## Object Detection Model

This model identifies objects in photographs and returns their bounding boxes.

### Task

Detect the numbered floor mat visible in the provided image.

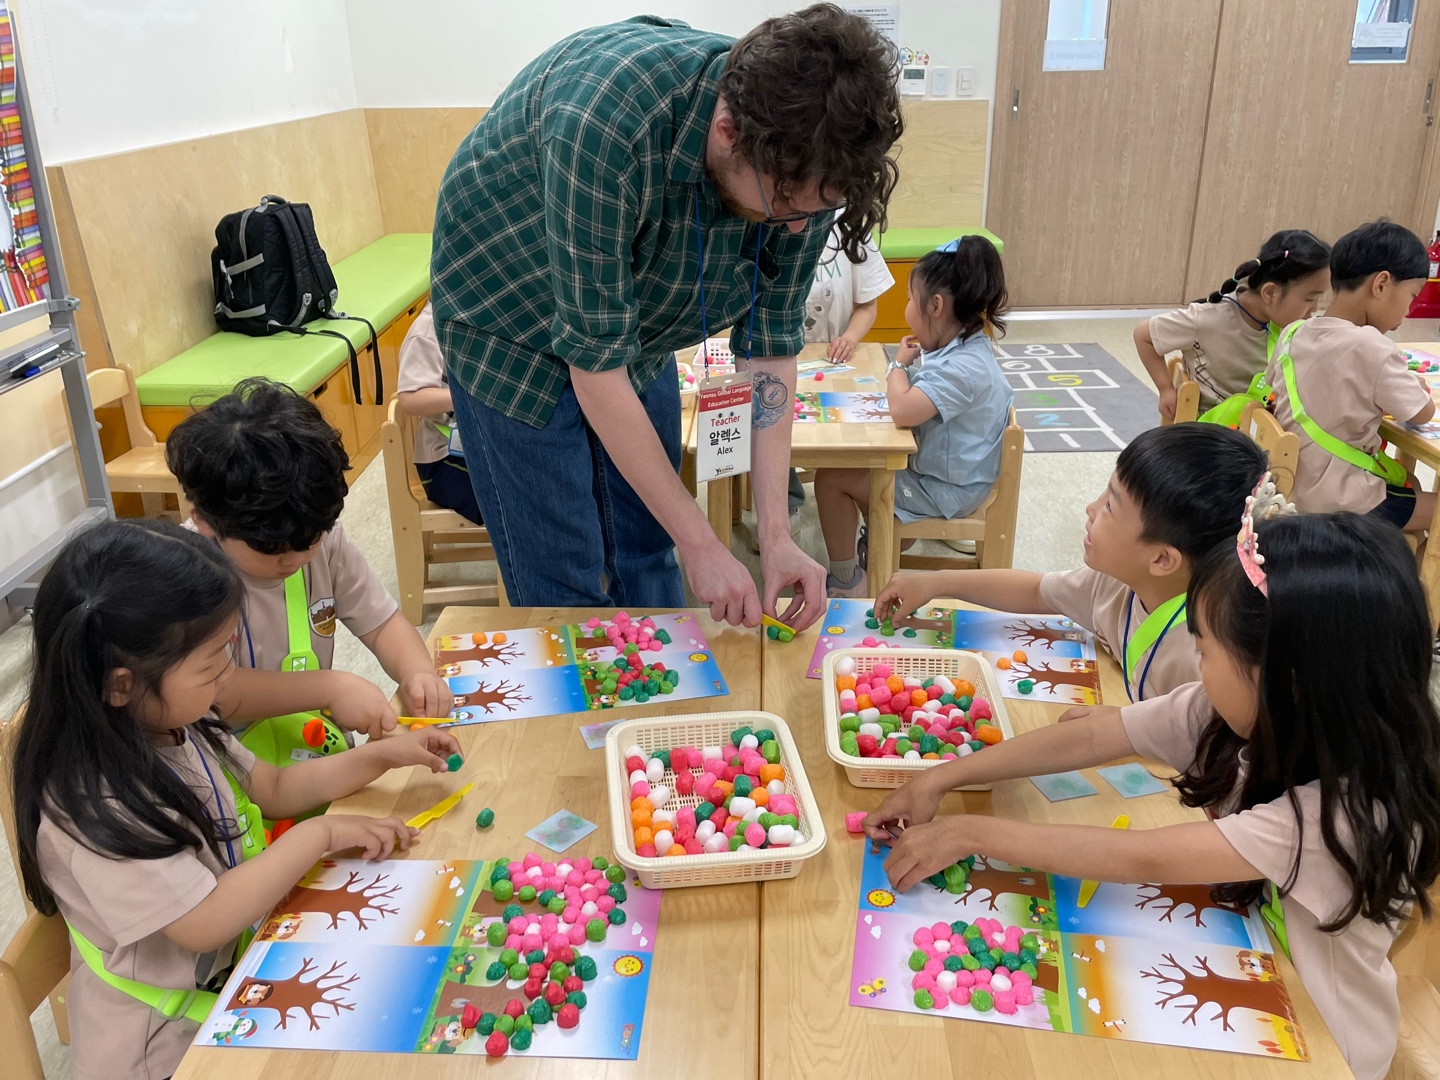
[886,342,1159,452]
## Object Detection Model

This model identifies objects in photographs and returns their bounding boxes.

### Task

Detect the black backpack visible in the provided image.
[211,195,382,403]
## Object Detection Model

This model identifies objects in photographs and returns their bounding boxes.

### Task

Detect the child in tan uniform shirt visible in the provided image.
[866,509,1440,1080]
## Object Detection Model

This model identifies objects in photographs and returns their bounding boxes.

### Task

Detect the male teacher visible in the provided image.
[431,4,902,630]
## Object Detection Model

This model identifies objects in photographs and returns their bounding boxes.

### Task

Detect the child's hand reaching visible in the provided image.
[1057,704,1122,725]
[322,815,420,861]
[324,671,398,739]
[879,815,977,892]
[873,571,941,625]
[862,773,947,842]
[399,670,454,718]
[894,336,922,367]
[367,727,463,774]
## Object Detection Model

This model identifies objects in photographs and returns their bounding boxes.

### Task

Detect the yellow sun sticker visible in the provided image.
[866,889,895,908]
[688,652,710,663]
[613,955,644,977]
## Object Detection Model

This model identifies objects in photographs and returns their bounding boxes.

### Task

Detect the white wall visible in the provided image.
[17,0,359,164]
[344,1,1001,108]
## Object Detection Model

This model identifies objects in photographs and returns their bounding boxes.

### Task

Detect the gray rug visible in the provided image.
[885,342,1158,452]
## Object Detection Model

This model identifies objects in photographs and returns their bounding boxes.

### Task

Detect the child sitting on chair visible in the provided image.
[875,424,1267,701]
[166,378,453,767]
[395,303,482,525]
[815,236,1012,598]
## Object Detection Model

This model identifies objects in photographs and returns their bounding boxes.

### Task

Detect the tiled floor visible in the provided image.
[2,315,1433,1076]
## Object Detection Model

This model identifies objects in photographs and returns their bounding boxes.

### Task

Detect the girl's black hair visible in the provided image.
[1197,228,1330,304]
[1330,219,1430,291]
[1180,513,1440,931]
[910,235,1008,340]
[13,519,248,916]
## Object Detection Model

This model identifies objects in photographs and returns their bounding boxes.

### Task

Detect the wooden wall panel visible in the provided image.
[886,99,988,229]
[56,110,385,377]
[364,107,488,234]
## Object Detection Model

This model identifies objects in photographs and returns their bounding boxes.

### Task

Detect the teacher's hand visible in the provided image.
[681,534,763,627]
[759,535,827,632]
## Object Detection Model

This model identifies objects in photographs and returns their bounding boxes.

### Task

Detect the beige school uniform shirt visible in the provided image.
[181,522,397,671]
[1039,566,1199,700]
[38,729,257,1080]
[1149,295,1269,408]
[1123,684,1402,1080]
[395,303,453,465]
[1265,317,1431,514]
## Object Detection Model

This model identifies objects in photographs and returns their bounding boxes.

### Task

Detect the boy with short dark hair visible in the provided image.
[875,424,1268,701]
[167,378,452,759]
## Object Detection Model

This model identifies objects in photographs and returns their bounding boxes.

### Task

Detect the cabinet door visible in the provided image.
[312,372,359,462]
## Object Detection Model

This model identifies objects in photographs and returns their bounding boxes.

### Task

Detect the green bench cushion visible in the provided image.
[878,227,1004,260]
[136,233,432,407]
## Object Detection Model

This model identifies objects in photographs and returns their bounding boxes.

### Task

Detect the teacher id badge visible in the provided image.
[695,372,753,484]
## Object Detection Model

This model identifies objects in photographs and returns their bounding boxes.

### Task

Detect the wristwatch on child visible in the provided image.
[887,359,906,377]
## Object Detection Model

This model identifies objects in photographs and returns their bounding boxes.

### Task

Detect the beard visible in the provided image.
[707,158,766,224]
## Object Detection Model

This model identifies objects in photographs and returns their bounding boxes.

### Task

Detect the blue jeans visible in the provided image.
[416,456,483,526]
[449,357,684,608]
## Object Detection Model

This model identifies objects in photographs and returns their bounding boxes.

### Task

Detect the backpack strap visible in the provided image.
[279,325,363,402]
[323,312,383,402]
[264,204,318,328]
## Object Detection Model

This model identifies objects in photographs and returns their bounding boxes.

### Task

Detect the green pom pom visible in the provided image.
[607,882,627,903]
[526,949,545,965]
[592,856,609,871]
[864,617,879,630]
[919,734,939,755]
[767,624,780,639]
[908,949,928,972]
[549,961,570,981]
[495,1015,515,1036]
[939,693,955,706]
[730,726,753,748]
[1017,679,1035,694]
[957,695,973,711]
[575,956,598,981]
[760,739,780,764]
[654,750,671,768]
[913,989,934,1009]
[537,889,556,907]
[1021,962,1039,979]
[758,812,779,829]
[895,738,912,755]
[950,920,969,935]
[499,948,519,967]
[656,629,671,644]
[486,922,507,947]
[567,990,587,1009]
[1019,947,1037,965]
[960,954,981,971]
[478,1012,497,1035]
[527,999,552,1026]
[779,814,798,828]
[491,879,513,902]
[618,686,634,700]
[659,681,675,694]
[508,962,528,980]
[1002,951,1022,970]
[485,959,507,980]
[510,1027,532,1051]
[513,1014,533,1033]
[839,715,861,733]
[446,752,464,772]
[729,835,746,850]
[778,629,794,641]
[490,861,510,883]
[605,864,625,883]
[634,691,649,703]
[607,906,627,925]
[943,955,963,972]
[695,801,716,821]
[586,918,607,942]
[971,989,994,1012]
[733,775,752,797]
[517,885,536,903]
[476,807,495,828]
[908,725,926,741]
[547,896,566,915]
[903,628,917,638]
[1020,933,1038,951]
[754,729,776,745]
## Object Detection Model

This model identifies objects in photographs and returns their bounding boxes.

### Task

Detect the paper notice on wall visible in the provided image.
[1352,20,1410,49]
[844,5,900,49]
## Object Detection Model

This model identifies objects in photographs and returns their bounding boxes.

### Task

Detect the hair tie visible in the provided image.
[1236,473,1296,596]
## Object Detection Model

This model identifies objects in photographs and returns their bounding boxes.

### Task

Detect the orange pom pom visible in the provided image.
[996,657,1012,670]
[665,844,688,857]
[492,632,508,645]
[910,688,928,706]
[471,632,488,645]
[976,724,1004,745]
[759,763,786,785]
[885,675,904,694]
[856,694,874,710]
[751,787,770,807]
[634,826,654,847]
[630,796,654,813]
[835,674,856,692]
[1011,650,1027,663]
[954,679,975,698]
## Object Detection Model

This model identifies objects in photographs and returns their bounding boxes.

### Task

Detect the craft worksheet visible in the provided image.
[850,847,1306,1062]
[808,599,1101,705]
[196,857,661,1059]
[433,613,728,736]
[793,390,894,422]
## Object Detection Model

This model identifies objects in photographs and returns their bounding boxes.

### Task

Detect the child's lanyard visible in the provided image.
[1121,593,1187,703]
[693,186,763,378]
[185,731,238,870]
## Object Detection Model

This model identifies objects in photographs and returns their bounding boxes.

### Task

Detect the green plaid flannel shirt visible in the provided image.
[430,17,832,428]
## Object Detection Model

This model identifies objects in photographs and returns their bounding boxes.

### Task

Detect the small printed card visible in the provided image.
[1029,771,1099,802]
[1095,762,1169,799]
[525,809,598,853]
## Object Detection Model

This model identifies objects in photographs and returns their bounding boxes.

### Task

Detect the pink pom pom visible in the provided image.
[923,958,943,977]
[970,697,992,721]
[562,906,579,924]
[540,862,557,877]
[505,933,523,951]
[861,636,879,647]
[872,662,893,680]
[1014,985,1034,1007]
[993,991,1018,1015]
[722,819,738,838]
[744,823,767,847]
[911,972,936,992]
[574,857,593,873]
[596,895,616,913]
[676,807,697,831]
[548,932,569,952]
[586,616,602,628]
[844,811,867,834]
[913,927,934,947]
[710,806,729,826]
[675,771,695,796]
[507,916,528,935]
[684,838,704,854]
[522,931,543,953]
[955,969,975,987]
[579,884,599,903]
[539,913,558,933]
[569,924,587,945]
[1009,970,1032,990]
[637,842,658,858]
[770,794,798,816]
[931,922,952,941]
[522,852,542,869]
[952,986,972,1006]
[930,988,949,1009]
[972,968,991,985]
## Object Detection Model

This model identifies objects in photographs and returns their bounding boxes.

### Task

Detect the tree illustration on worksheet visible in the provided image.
[854,406,892,420]
[225,957,359,1031]
[435,636,523,668]
[1010,659,1099,696]
[1134,883,1250,929]
[951,855,1053,911]
[453,680,532,714]
[1139,952,1295,1032]
[1005,620,1077,651]
[271,870,402,931]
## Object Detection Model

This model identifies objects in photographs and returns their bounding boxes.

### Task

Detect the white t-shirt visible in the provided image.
[802,228,894,344]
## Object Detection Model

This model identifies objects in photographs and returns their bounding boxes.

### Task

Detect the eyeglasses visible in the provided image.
[753,166,834,226]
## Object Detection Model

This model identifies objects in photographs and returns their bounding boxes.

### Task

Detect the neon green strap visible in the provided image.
[67,924,218,1023]
[223,770,267,863]
[280,569,319,673]
[1276,322,1408,486]
[1260,880,1291,961]
[1266,321,1280,363]
[1123,594,1187,693]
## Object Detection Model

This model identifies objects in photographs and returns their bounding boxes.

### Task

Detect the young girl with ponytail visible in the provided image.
[1136,229,1331,421]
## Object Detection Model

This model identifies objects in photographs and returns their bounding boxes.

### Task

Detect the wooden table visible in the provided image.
[686,342,917,583]
[174,607,763,1080]
[757,604,1350,1079]
[1381,341,1440,616]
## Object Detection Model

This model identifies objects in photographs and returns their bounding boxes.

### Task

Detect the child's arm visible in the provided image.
[214,666,398,739]
[827,299,880,363]
[1133,322,1177,422]
[361,610,454,718]
[397,386,454,417]
[162,813,420,953]
[874,569,1053,626]
[881,814,1263,894]
[885,337,939,429]
[863,705,1129,839]
[1409,394,1436,425]
[243,726,461,821]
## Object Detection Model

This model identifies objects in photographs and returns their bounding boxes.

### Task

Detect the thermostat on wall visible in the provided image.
[900,65,928,96]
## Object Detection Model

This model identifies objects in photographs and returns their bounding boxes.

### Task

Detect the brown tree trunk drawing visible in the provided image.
[1004,621,1078,650]
[225,957,359,1031]
[274,871,401,931]
[436,640,523,668]
[1139,953,1295,1032]
[454,680,532,714]
[433,976,513,1017]
[1010,659,1100,696]
[952,855,1052,911]
[1033,951,1060,995]
[1134,883,1250,929]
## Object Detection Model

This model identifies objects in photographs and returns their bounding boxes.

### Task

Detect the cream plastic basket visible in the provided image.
[604,710,826,888]
[822,648,1016,788]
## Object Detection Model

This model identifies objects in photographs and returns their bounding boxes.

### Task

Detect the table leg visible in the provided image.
[707,476,734,551]
[1421,491,1440,627]
[867,468,896,585]
[681,448,697,498]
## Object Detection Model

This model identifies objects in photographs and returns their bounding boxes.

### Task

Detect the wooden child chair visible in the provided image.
[381,398,505,623]
[1165,355,1200,425]
[1388,902,1440,1079]
[0,912,69,1080]
[85,364,189,518]
[1240,400,1300,498]
[891,408,1025,574]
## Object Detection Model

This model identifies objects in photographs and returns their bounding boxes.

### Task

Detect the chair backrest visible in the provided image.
[1241,400,1299,498]
[1166,355,1200,425]
[0,707,28,915]
[0,911,68,1080]
[381,397,428,509]
[981,406,1025,566]
[86,363,158,449]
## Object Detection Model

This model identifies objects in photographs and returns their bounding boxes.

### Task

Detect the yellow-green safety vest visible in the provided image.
[1196,322,1282,427]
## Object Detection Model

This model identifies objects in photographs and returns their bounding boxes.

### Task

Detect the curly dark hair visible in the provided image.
[719,3,903,262]
[166,377,350,553]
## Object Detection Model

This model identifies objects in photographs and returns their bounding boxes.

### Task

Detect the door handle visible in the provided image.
[1011,87,1020,120]
[1426,79,1435,126]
